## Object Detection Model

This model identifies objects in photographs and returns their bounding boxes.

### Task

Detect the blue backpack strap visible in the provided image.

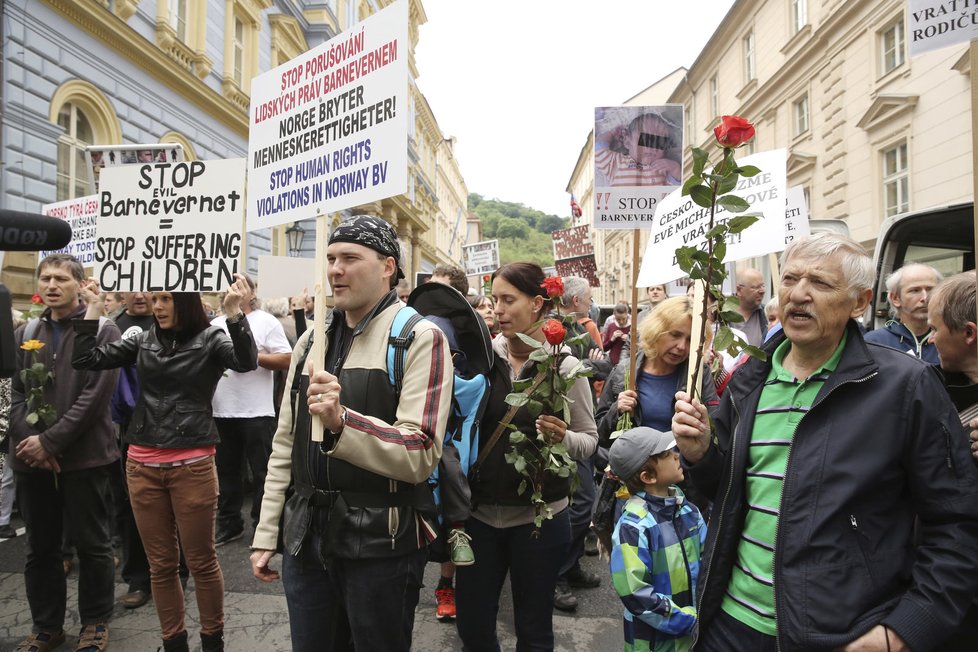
[387,306,424,396]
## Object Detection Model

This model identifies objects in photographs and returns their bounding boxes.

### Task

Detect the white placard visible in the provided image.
[257,255,325,299]
[636,149,788,287]
[94,159,246,292]
[908,0,978,57]
[784,185,810,246]
[592,105,685,230]
[247,0,408,230]
[41,195,100,265]
[462,239,500,276]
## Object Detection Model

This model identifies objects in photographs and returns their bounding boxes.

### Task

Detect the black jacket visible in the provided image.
[72,318,257,448]
[687,320,978,651]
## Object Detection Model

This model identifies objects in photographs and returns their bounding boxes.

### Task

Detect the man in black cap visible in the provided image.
[249,215,453,652]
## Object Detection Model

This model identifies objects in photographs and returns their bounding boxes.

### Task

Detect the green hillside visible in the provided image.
[469,193,568,267]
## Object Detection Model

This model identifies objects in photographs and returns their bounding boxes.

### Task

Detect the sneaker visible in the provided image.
[435,585,457,621]
[15,630,65,652]
[75,623,109,651]
[447,528,475,566]
[566,568,602,589]
[553,584,578,612]
[0,523,17,539]
[214,527,243,547]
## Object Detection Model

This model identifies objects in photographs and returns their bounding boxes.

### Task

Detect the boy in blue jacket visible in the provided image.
[609,427,707,652]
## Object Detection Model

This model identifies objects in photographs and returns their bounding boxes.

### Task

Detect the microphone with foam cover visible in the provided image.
[0,209,73,251]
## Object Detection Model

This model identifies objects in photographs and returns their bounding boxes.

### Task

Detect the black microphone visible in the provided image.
[0,209,73,251]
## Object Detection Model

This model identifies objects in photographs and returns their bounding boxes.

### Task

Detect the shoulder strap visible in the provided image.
[23,318,40,342]
[472,368,548,472]
[289,332,316,430]
[387,306,424,396]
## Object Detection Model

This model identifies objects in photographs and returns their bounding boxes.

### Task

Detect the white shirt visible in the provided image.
[211,309,291,418]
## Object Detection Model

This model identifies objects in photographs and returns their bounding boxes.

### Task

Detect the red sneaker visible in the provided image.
[435,586,456,621]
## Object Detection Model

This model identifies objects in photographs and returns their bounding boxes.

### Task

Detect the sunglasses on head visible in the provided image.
[637,133,674,150]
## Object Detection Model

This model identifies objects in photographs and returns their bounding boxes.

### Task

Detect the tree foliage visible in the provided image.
[469,194,568,268]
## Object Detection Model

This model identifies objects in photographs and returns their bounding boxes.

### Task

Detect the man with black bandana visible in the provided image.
[249,215,453,652]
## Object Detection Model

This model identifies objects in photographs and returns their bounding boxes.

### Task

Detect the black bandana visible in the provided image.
[328,214,405,280]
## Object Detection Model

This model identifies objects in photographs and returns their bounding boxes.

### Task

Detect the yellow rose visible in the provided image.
[20,339,45,352]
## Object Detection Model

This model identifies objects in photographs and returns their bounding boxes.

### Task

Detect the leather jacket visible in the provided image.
[72,317,257,448]
[687,321,978,651]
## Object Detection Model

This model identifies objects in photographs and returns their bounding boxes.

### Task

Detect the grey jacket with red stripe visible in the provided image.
[253,291,453,559]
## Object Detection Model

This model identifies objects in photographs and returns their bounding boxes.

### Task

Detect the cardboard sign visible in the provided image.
[94,158,246,292]
[784,185,810,246]
[592,105,684,230]
[636,149,788,286]
[247,0,408,230]
[462,239,500,276]
[257,255,324,299]
[552,225,593,260]
[41,195,100,265]
[908,0,978,57]
[555,255,600,287]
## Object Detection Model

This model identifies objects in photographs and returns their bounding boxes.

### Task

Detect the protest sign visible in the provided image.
[551,225,593,260]
[94,158,246,293]
[247,0,408,230]
[462,239,500,276]
[257,255,323,299]
[636,149,787,287]
[87,144,184,194]
[784,185,810,246]
[41,195,99,265]
[592,105,684,230]
[908,0,978,57]
[555,255,600,287]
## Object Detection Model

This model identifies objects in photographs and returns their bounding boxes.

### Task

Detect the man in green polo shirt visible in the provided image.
[672,233,978,652]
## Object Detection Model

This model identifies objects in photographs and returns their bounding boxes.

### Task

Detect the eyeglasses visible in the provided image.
[637,133,674,150]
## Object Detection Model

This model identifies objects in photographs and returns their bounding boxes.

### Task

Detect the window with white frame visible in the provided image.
[882,141,909,217]
[791,0,807,34]
[744,31,756,83]
[793,93,810,136]
[233,17,245,86]
[56,103,95,201]
[710,76,719,117]
[169,0,187,42]
[880,17,906,75]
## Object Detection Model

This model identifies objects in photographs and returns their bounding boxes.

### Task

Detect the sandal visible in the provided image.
[75,623,109,652]
[15,630,66,652]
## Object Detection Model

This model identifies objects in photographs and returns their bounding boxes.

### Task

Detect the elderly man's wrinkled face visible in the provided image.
[892,266,940,330]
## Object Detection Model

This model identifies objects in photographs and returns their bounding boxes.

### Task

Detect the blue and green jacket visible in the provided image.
[610,487,707,652]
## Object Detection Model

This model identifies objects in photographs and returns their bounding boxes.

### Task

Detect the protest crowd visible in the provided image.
[2,222,978,652]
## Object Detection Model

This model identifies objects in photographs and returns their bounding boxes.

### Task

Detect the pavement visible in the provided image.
[0,514,625,651]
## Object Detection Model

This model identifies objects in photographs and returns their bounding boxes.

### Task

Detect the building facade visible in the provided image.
[570,0,973,304]
[1,0,468,303]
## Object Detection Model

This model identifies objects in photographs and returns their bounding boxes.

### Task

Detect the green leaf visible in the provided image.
[514,456,526,473]
[720,310,744,323]
[515,332,543,349]
[526,399,544,418]
[689,185,714,209]
[691,147,708,176]
[505,393,530,408]
[682,176,704,197]
[727,214,760,234]
[551,394,564,414]
[25,412,38,426]
[557,466,571,478]
[510,431,526,444]
[721,296,741,311]
[512,378,532,391]
[713,326,734,351]
[717,172,740,195]
[528,348,550,362]
[675,246,696,272]
[704,224,727,240]
[743,345,768,361]
[518,479,527,495]
[735,165,761,177]
[716,195,750,213]
[31,362,47,375]
[714,240,727,262]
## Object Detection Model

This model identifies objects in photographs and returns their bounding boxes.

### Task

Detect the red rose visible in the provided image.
[542,319,566,346]
[540,276,564,299]
[713,115,755,148]
[31,294,42,304]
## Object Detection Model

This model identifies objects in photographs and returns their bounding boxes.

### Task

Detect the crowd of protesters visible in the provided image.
[3,228,978,652]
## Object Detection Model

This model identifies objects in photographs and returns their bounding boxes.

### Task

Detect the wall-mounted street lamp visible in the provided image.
[286,222,306,257]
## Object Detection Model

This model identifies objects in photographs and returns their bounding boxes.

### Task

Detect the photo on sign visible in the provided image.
[551,225,593,260]
[87,144,185,194]
[555,255,600,288]
[462,239,500,276]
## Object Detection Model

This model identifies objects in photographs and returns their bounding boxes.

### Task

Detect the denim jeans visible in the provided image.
[696,608,778,652]
[126,456,224,640]
[557,457,596,584]
[282,530,427,652]
[455,509,571,652]
[16,464,116,632]
[214,416,275,532]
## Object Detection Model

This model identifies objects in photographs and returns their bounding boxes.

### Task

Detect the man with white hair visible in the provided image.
[864,262,942,364]
[673,233,978,651]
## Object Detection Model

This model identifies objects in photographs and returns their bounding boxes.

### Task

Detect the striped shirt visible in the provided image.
[720,333,847,635]
[595,148,680,187]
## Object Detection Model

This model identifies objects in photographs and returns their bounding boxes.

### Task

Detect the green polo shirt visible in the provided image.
[720,332,847,636]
